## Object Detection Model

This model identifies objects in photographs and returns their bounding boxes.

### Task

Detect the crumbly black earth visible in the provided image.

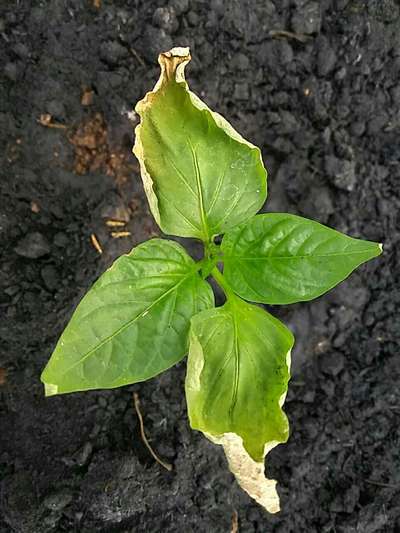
[1,1,399,532]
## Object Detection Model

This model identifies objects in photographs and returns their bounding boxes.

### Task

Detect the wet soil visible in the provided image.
[1,1,399,532]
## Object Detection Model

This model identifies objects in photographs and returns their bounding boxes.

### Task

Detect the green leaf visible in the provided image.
[222,213,382,304]
[133,47,267,241]
[185,296,293,512]
[41,239,214,395]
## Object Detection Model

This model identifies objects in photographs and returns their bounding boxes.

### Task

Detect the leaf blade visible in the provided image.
[222,213,382,304]
[41,239,214,395]
[133,47,267,240]
[185,297,293,512]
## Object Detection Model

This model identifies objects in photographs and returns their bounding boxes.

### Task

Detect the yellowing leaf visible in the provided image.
[185,297,293,512]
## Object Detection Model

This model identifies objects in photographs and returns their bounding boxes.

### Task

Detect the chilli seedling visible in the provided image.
[42,48,381,512]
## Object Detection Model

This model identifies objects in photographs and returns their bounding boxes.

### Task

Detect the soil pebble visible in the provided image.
[317,36,337,76]
[291,1,321,34]
[4,62,17,82]
[152,7,179,34]
[325,156,357,191]
[14,232,51,259]
[40,265,59,291]
[169,0,189,16]
[43,490,73,512]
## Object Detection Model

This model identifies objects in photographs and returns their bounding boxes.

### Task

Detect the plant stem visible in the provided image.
[203,240,221,260]
[211,267,234,299]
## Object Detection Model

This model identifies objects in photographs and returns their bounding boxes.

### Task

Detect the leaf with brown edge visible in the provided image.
[133,47,267,241]
[185,296,293,512]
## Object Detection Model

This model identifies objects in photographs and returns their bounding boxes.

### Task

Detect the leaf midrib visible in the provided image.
[229,308,240,424]
[224,249,377,261]
[188,138,209,241]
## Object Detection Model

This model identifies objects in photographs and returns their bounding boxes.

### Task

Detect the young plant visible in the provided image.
[41,47,382,512]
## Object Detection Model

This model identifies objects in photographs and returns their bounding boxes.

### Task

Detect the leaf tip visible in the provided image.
[43,381,59,397]
[212,432,282,514]
[158,46,191,84]
[132,47,192,232]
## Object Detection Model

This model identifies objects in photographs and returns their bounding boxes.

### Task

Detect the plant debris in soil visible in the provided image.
[1,1,399,532]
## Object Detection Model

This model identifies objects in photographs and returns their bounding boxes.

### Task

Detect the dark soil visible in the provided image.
[1,1,399,531]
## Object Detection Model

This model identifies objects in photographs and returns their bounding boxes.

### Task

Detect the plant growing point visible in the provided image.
[41,47,382,513]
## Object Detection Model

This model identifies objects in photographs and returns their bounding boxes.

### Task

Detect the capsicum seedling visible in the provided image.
[41,47,382,512]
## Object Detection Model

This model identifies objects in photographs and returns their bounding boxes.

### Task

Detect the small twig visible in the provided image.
[37,113,67,129]
[130,47,145,67]
[30,201,40,213]
[0,368,7,385]
[90,233,103,254]
[81,88,94,106]
[111,231,131,238]
[230,510,239,533]
[269,30,312,43]
[365,479,399,490]
[105,219,126,227]
[133,392,172,471]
